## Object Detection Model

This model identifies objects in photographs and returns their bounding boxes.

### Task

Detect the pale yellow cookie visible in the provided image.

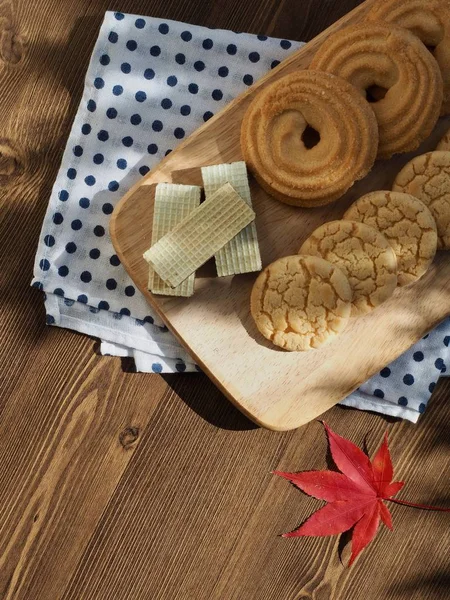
[392,151,450,249]
[250,255,352,351]
[299,220,398,316]
[437,127,450,151]
[343,191,437,286]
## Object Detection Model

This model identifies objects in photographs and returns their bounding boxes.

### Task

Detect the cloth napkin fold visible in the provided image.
[32,10,450,423]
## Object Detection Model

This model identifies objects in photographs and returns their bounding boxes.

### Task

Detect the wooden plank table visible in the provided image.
[0,1,449,598]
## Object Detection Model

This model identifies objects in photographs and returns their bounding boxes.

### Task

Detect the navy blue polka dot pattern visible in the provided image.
[40,258,50,271]
[97,130,109,141]
[94,225,105,237]
[398,396,408,406]
[106,107,117,119]
[429,382,435,393]
[33,12,449,399]
[71,219,82,230]
[152,363,163,373]
[403,374,415,386]
[46,314,55,325]
[80,271,92,283]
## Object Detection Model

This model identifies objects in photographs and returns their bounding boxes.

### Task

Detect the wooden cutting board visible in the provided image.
[110,0,450,431]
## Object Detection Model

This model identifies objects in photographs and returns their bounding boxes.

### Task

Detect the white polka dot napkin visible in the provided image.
[32,10,449,423]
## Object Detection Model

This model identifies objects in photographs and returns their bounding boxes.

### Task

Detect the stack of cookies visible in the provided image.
[246,0,450,351]
[251,127,450,351]
[241,0,448,207]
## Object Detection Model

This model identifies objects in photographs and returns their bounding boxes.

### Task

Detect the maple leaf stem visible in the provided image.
[385,498,450,512]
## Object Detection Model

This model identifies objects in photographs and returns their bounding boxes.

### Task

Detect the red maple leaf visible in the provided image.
[274,423,449,566]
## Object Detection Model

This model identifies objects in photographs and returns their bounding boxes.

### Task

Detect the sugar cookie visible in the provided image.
[299,220,398,316]
[393,151,450,249]
[250,255,352,351]
[344,191,437,286]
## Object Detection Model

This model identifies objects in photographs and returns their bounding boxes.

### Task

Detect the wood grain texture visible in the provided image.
[0,1,449,599]
[110,0,450,430]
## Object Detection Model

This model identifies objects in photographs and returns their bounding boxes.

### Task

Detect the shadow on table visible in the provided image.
[162,373,259,431]
[387,571,450,598]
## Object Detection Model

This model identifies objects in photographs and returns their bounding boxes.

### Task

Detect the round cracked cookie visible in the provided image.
[344,191,437,286]
[309,23,443,159]
[250,255,352,351]
[392,151,450,249]
[298,220,398,316]
[240,70,378,207]
[366,0,450,115]
[437,127,450,151]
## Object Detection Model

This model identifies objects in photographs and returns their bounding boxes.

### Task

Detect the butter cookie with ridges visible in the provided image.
[366,0,450,115]
[240,70,378,207]
[310,23,443,159]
